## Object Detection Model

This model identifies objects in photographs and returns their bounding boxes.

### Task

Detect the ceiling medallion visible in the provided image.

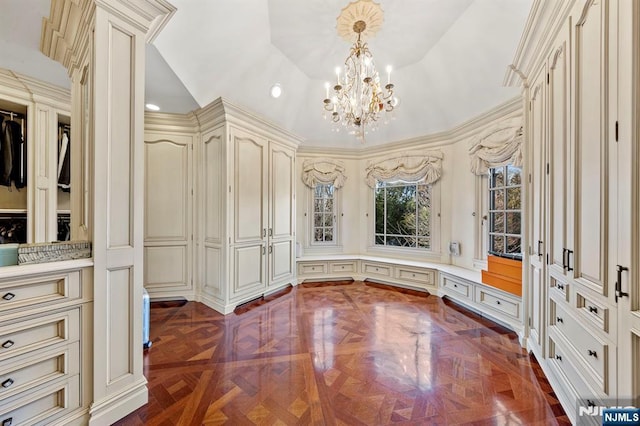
[323,0,397,142]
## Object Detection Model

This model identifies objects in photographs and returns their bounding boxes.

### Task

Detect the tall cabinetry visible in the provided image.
[143,114,196,299]
[196,99,299,314]
[510,0,638,421]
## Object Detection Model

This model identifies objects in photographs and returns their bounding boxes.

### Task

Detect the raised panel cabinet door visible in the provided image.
[269,240,293,286]
[547,26,573,277]
[528,65,547,357]
[230,243,266,299]
[233,129,267,244]
[574,0,608,295]
[144,135,193,295]
[269,144,294,240]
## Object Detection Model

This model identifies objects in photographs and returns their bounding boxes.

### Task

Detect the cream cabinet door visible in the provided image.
[144,134,193,297]
[528,65,547,357]
[547,26,573,279]
[573,0,609,297]
[267,144,295,287]
[230,128,268,299]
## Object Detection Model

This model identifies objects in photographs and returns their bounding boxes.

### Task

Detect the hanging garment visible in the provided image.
[0,118,13,187]
[7,120,26,188]
[58,131,70,191]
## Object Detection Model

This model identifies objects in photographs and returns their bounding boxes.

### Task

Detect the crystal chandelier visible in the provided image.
[322,0,397,142]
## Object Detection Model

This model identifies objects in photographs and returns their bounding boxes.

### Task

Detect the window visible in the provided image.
[488,165,522,258]
[374,181,431,249]
[312,183,335,243]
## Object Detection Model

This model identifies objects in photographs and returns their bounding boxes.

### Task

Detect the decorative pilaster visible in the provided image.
[41,0,175,424]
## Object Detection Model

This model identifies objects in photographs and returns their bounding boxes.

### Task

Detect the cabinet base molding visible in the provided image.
[88,379,148,426]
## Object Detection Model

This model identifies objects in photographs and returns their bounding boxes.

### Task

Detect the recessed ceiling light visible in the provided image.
[270,84,282,99]
[145,103,160,111]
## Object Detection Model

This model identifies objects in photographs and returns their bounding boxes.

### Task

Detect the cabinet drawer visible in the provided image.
[549,275,569,302]
[576,292,608,333]
[329,261,357,274]
[362,262,392,277]
[395,267,435,286]
[551,301,610,394]
[0,374,80,426]
[475,287,520,319]
[0,342,79,401]
[298,262,327,275]
[441,276,471,299]
[0,309,80,362]
[0,271,81,314]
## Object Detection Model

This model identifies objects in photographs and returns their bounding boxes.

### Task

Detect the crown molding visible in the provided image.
[41,0,176,76]
[504,0,577,87]
[0,68,71,109]
[193,97,304,148]
[298,96,523,158]
[144,110,199,133]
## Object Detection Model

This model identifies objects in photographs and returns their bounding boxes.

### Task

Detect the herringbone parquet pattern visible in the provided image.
[114,281,569,425]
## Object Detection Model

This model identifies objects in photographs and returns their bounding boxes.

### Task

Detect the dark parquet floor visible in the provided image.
[114,281,570,426]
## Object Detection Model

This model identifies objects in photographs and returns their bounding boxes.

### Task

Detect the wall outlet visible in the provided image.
[449,241,461,256]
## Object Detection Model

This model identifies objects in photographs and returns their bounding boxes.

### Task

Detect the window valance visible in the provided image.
[301,158,347,189]
[468,116,523,175]
[364,150,443,188]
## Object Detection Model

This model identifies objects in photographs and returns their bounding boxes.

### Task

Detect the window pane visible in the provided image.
[506,236,521,254]
[491,168,504,187]
[491,189,505,210]
[386,186,413,236]
[324,228,333,242]
[325,198,334,213]
[490,212,504,233]
[324,185,334,197]
[374,181,431,250]
[417,184,431,238]
[323,214,333,227]
[506,212,521,235]
[314,214,322,227]
[314,199,322,213]
[314,228,323,242]
[506,187,521,210]
[314,185,323,198]
[507,166,522,186]
[490,235,505,253]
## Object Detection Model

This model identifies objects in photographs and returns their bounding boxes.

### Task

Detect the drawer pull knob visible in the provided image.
[588,350,597,358]
[556,317,563,324]
[454,284,458,288]
[588,306,598,314]
[2,417,13,426]
[555,354,562,361]
[557,283,565,291]
[376,268,379,271]
[495,300,501,305]
[1,340,14,349]
[1,379,13,388]
[1,293,14,301]
[412,273,416,277]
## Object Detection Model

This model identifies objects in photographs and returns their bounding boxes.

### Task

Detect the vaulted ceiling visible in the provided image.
[1,0,532,147]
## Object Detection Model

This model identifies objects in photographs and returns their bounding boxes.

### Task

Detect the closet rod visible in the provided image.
[0,109,24,119]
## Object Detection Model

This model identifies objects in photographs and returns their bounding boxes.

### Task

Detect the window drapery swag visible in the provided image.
[468,116,523,175]
[301,158,347,189]
[364,150,443,188]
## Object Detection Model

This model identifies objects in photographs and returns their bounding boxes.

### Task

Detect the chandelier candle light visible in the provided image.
[322,0,397,142]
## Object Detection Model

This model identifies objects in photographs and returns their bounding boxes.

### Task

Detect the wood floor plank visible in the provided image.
[114,281,568,425]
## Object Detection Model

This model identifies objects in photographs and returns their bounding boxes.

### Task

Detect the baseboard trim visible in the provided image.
[88,379,148,426]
